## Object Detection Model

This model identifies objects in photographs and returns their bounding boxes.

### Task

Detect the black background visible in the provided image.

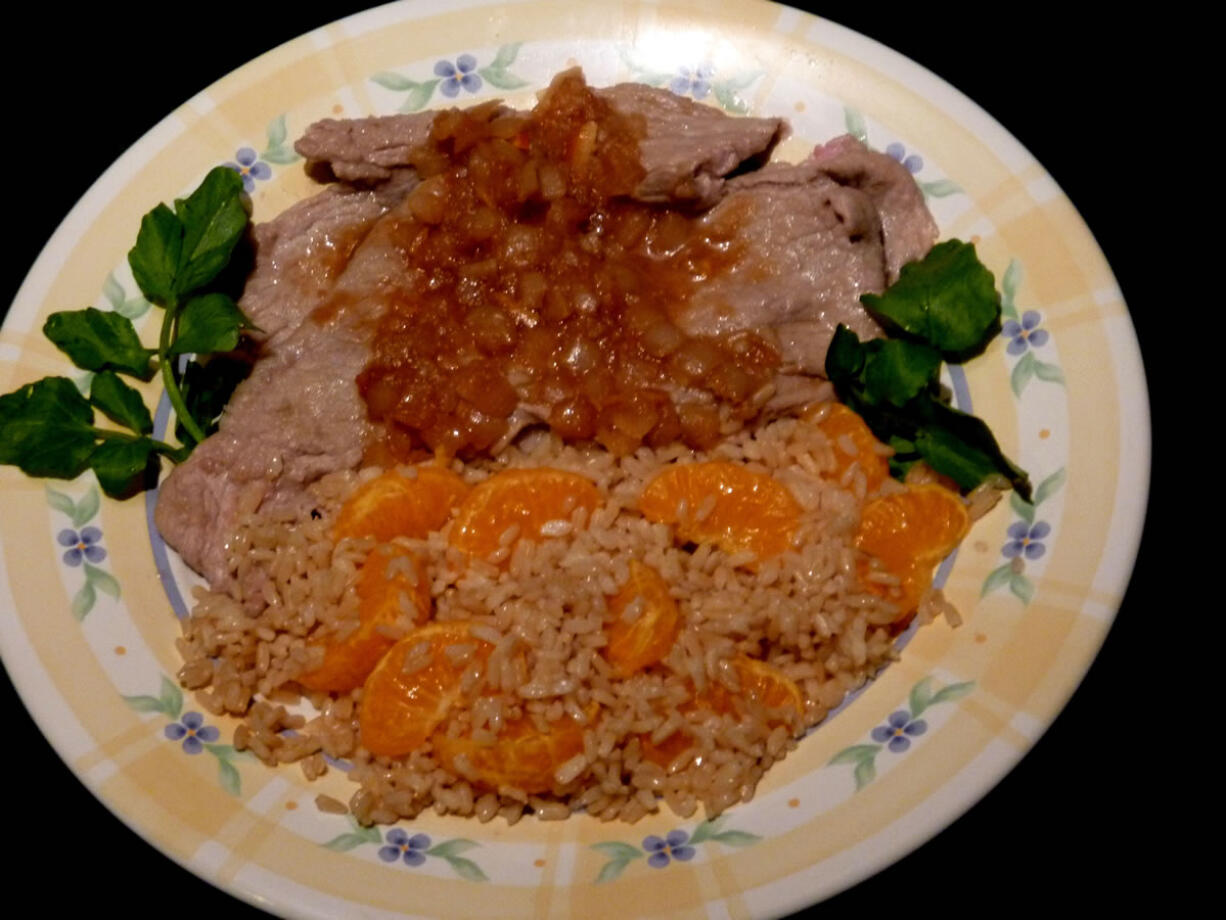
[1,3,1162,916]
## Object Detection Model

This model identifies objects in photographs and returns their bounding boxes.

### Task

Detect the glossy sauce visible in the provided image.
[357,70,780,462]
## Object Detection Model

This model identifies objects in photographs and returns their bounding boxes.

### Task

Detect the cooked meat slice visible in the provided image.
[239,178,414,344]
[153,308,373,587]
[674,140,937,375]
[295,112,436,183]
[676,161,886,375]
[809,134,938,278]
[154,180,420,586]
[594,83,786,206]
[293,82,785,206]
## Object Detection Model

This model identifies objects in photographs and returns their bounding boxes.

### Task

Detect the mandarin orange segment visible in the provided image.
[359,621,493,758]
[604,560,681,677]
[432,711,589,793]
[299,544,432,693]
[333,466,469,543]
[806,403,890,493]
[854,483,970,615]
[727,657,805,715]
[448,467,601,560]
[639,656,803,768]
[637,461,801,562]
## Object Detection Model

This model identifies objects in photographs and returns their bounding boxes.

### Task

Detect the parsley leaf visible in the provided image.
[89,370,153,435]
[89,438,161,499]
[827,325,1031,500]
[169,292,254,356]
[0,377,98,478]
[43,308,154,380]
[172,167,248,297]
[860,239,1000,360]
[128,203,183,304]
[1,167,252,497]
[175,353,253,448]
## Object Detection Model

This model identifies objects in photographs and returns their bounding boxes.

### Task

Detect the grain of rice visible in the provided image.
[315,793,347,814]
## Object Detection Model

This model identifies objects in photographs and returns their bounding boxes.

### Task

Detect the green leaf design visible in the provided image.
[1009,572,1035,604]
[103,274,151,320]
[322,817,381,851]
[122,676,182,716]
[1010,350,1036,397]
[45,486,76,517]
[113,296,151,320]
[712,84,749,114]
[853,757,876,789]
[71,581,96,621]
[928,682,974,706]
[262,148,299,165]
[1033,360,1065,385]
[160,675,183,717]
[844,107,869,145]
[1010,490,1035,523]
[616,46,672,85]
[399,79,441,113]
[371,71,416,90]
[908,676,935,717]
[1001,259,1023,319]
[980,563,1013,597]
[266,113,288,148]
[488,42,523,70]
[103,273,125,309]
[919,179,962,198]
[709,830,760,847]
[1033,468,1066,506]
[72,486,100,527]
[84,563,120,599]
[122,694,167,713]
[480,67,529,90]
[442,855,488,882]
[322,832,375,852]
[591,841,643,860]
[212,749,241,796]
[719,70,763,92]
[828,744,880,765]
[595,858,635,884]
[688,815,726,845]
[427,838,479,859]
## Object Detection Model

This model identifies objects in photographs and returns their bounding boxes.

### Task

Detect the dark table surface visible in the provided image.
[1,3,1164,916]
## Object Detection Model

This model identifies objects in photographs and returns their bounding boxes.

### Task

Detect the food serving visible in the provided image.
[0,69,1026,826]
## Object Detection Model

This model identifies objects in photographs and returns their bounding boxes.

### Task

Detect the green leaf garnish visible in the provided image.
[89,370,153,434]
[827,325,1031,501]
[862,339,942,408]
[89,437,161,499]
[175,353,253,447]
[860,239,1000,360]
[128,203,183,304]
[169,293,253,356]
[43,308,154,379]
[2,167,252,494]
[0,377,98,478]
[172,167,248,297]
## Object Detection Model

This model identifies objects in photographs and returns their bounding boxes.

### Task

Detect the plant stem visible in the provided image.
[157,297,206,445]
[91,427,186,458]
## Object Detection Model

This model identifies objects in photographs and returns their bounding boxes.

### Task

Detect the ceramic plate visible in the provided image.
[0,2,1147,917]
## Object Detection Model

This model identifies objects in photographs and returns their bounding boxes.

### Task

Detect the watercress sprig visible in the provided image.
[826,239,1032,500]
[0,167,252,498]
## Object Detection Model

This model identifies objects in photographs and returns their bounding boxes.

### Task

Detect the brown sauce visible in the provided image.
[356,70,780,462]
